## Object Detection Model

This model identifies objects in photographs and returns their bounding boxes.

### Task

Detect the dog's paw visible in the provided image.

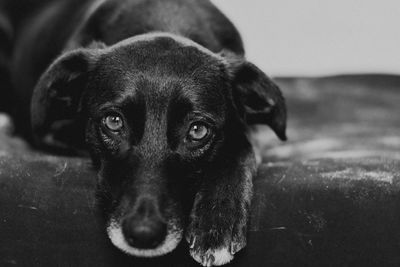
[189,246,233,267]
[186,220,247,266]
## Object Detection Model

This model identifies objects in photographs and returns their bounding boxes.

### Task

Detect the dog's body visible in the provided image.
[2,0,245,141]
[0,0,286,266]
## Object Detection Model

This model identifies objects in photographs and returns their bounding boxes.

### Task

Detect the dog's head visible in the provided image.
[31,33,286,257]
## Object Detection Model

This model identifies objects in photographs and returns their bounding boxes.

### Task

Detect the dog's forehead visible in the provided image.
[89,33,229,113]
[97,33,227,75]
[110,32,224,60]
[90,71,227,118]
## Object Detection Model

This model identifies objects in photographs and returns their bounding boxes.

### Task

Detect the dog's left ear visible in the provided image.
[31,48,101,151]
[224,53,287,141]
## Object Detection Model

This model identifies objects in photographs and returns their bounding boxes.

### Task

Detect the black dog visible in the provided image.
[1,0,286,266]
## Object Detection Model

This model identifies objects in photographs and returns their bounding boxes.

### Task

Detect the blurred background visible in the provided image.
[213,0,400,76]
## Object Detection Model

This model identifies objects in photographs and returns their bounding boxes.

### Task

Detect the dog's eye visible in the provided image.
[187,123,209,141]
[103,114,124,132]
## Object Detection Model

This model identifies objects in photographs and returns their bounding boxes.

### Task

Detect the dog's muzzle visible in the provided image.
[121,198,167,249]
[107,197,183,257]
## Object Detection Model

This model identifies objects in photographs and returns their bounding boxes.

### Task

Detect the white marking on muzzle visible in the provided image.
[107,218,183,257]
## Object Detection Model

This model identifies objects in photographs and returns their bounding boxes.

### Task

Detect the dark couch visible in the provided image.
[1,74,399,266]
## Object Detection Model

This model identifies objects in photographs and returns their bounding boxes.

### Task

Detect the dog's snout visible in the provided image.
[122,199,167,249]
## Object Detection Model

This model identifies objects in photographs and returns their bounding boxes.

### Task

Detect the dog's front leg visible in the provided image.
[186,148,256,266]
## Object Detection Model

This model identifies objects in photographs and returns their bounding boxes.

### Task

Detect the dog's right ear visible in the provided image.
[31,48,99,150]
[221,51,287,141]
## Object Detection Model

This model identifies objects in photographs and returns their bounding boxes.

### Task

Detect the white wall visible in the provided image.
[212,0,400,76]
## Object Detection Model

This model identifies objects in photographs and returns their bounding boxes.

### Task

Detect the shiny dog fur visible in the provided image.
[0,0,286,266]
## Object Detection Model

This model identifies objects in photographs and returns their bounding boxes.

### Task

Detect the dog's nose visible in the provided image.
[122,199,167,249]
[122,217,167,249]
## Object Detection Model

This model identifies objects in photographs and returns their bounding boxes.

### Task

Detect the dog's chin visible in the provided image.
[107,218,183,257]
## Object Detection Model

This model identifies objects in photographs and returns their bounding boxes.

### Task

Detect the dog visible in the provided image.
[0,0,287,266]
